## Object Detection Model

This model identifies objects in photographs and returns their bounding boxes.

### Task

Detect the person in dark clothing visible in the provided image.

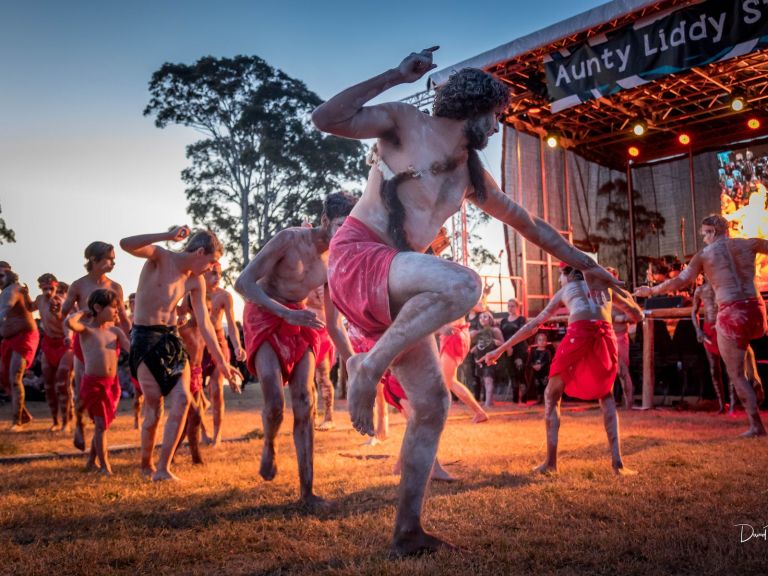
[527,332,553,404]
[499,298,528,403]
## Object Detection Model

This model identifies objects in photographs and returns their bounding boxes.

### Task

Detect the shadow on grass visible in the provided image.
[4,468,536,544]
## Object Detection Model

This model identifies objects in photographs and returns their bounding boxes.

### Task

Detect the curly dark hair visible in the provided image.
[323,191,357,221]
[87,288,119,315]
[433,69,509,204]
[561,265,585,281]
[701,214,728,235]
[432,68,510,120]
[37,273,58,286]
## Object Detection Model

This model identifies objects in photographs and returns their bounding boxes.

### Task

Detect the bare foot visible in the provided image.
[8,424,25,433]
[49,423,62,433]
[740,427,767,438]
[99,467,113,477]
[152,469,180,482]
[299,494,336,514]
[20,408,33,425]
[259,443,278,481]
[201,433,213,446]
[140,465,156,479]
[84,460,97,473]
[362,436,384,447]
[391,529,457,557]
[532,462,557,475]
[346,354,378,436]
[73,424,85,452]
[472,411,489,424]
[431,467,457,482]
[315,420,335,431]
[613,466,638,476]
[210,435,222,448]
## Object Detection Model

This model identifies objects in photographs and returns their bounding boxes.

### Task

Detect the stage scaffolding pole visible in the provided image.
[626,161,638,289]
[689,148,699,253]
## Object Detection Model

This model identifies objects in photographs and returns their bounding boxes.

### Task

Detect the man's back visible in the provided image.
[699,238,763,305]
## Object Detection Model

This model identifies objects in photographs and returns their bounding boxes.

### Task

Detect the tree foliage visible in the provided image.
[144,55,367,278]
[0,203,15,245]
[577,177,665,280]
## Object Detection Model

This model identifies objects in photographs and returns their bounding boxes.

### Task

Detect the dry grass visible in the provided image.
[1,389,767,576]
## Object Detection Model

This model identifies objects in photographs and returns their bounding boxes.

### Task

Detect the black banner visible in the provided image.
[545,0,768,112]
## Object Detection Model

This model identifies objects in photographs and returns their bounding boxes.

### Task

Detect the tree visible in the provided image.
[144,56,367,278]
[580,177,665,281]
[0,203,15,245]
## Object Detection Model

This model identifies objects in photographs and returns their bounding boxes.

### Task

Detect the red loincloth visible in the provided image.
[614,330,630,367]
[189,365,203,395]
[73,332,84,363]
[716,297,767,349]
[316,327,335,366]
[328,216,398,340]
[0,328,40,370]
[80,373,120,429]
[347,323,405,412]
[243,302,320,382]
[40,335,71,368]
[550,319,617,401]
[702,321,720,357]
[203,328,231,378]
[439,323,471,363]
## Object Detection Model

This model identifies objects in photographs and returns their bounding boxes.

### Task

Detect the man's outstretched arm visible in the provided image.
[120,226,190,259]
[311,47,438,139]
[471,173,621,293]
[634,255,702,298]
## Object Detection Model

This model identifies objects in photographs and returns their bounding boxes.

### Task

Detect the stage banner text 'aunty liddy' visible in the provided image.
[545,0,768,112]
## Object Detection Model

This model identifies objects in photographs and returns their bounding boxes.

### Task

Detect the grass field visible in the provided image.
[1,387,767,576]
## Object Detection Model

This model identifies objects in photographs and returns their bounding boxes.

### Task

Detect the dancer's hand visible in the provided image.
[225,367,243,394]
[479,350,502,366]
[695,329,712,345]
[397,46,439,83]
[168,225,191,242]
[284,308,325,330]
[234,346,247,363]
[583,265,624,302]
[633,285,653,298]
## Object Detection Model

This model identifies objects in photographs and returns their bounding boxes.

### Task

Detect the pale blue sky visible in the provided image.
[1,0,604,308]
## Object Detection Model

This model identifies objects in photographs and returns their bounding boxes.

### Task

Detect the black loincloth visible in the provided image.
[129,324,188,396]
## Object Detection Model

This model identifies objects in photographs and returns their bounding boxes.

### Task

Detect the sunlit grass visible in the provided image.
[1,389,766,575]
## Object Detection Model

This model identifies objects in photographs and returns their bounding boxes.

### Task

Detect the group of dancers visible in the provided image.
[1,47,767,556]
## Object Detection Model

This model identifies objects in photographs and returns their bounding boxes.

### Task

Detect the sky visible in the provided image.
[0,0,606,313]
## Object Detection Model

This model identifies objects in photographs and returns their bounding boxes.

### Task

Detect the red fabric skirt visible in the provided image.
[716,297,767,349]
[347,323,405,412]
[328,216,398,340]
[189,365,203,395]
[41,335,71,368]
[203,328,231,378]
[316,327,335,366]
[439,323,470,363]
[80,373,121,429]
[0,328,40,369]
[551,320,617,401]
[244,302,320,382]
[702,321,720,357]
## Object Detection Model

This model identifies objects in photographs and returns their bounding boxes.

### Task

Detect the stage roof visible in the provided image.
[425,0,768,170]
